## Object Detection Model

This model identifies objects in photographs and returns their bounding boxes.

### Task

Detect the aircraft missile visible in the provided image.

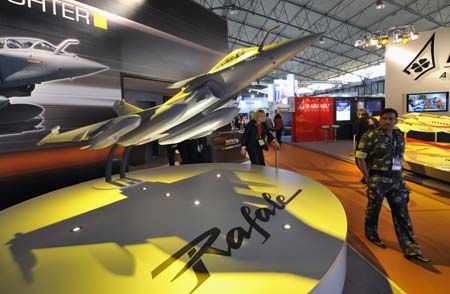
[0,103,43,124]
[117,103,190,147]
[0,103,44,135]
[159,106,239,145]
[0,96,8,109]
[0,117,44,135]
[88,115,142,150]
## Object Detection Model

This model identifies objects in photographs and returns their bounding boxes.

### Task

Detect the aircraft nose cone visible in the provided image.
[265,32,323,63]
[77,58,109,74]
[62,57,109,78]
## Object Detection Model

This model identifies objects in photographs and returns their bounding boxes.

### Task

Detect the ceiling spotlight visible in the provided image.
[369,37,379,46]
[380,36,389,45]
[141,186,148,191]
[216,173,221,178]
[229,5,239,15]
[165,192,171,197]
[194,200,200,206]
[375,0,386,10]
[354,39,366,47]
[392,32,401,44]
[402,37,409,44]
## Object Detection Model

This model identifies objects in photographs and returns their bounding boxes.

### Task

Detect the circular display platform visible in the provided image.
[0,163,347,294]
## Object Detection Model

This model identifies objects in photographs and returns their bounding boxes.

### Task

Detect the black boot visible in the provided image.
[405,254,432,263]
[365,234,387,249]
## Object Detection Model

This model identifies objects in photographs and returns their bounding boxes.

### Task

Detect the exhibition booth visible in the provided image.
[291,96,385,142]
[385,27,450,181]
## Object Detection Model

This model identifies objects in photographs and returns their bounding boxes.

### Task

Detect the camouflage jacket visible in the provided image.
[355,128,405,172]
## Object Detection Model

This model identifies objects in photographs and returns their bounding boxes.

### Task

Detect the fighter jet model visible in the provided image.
[0,37,108,97]
[38,27,322,181]
[0,37,108,135]
[396,113,450,134]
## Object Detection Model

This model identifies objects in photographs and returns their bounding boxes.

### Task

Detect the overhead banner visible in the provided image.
[292,97,334,142]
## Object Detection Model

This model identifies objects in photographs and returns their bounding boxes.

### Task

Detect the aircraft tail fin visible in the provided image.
[113,99,143,116]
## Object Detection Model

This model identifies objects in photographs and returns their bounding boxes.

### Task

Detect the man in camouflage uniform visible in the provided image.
[356,108,431,263]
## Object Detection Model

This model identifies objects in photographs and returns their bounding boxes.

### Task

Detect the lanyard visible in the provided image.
[385,133,400,157]
[256,123,262,138]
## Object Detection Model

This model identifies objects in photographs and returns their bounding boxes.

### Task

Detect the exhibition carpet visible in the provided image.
[264,143,450,294]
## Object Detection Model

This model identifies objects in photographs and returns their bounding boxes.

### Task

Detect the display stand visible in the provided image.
[0,164,347,294]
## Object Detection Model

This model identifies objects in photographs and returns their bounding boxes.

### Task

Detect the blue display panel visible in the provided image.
[336,100,351,121]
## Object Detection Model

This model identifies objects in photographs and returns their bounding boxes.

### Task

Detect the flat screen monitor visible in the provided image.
[336,100,351,121]
[366,100,382,114]
[406,92,449,113]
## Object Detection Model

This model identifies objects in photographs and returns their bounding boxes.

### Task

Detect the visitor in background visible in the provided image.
[166,144,179,166]
[241,109,279,165]
[265,112,274,132]
[353,108,376,183]
[274,112,284,145]
[355,108,431,263]
[239,115,247,130]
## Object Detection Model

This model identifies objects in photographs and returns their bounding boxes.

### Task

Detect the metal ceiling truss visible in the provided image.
[196,0,450,82]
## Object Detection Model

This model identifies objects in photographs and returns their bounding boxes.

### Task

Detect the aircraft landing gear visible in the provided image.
[105,145,135,183]
[120,146,133,179]
[105,144,119,183]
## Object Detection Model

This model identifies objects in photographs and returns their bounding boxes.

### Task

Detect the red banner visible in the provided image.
[292,97,334,142]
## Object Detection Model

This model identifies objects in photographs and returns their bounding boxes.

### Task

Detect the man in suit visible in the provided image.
[240,109,279,165]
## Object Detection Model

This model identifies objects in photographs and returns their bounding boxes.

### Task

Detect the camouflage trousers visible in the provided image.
[365,174,421,255]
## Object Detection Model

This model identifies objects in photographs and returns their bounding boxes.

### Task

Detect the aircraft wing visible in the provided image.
[37,119,111,145]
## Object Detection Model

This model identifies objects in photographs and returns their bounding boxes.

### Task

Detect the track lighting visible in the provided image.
[354,25,418,49]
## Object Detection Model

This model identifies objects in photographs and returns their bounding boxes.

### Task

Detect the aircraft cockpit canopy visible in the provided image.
[33,41,56,52]
[0,38,57,53]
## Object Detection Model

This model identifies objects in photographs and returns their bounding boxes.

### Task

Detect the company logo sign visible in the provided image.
[297,99,331,112]
[7,0,108,30]
[403,33,436,80]
[151,189,302,293]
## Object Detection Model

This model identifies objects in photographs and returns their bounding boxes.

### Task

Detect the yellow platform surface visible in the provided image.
[405,141,450,171]
[0,163,347,294]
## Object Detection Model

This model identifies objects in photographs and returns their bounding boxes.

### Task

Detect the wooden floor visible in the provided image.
[264,143,450,294]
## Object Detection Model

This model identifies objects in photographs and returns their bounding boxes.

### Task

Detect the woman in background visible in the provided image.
[241,109,279,165]
[353,108,376,183]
